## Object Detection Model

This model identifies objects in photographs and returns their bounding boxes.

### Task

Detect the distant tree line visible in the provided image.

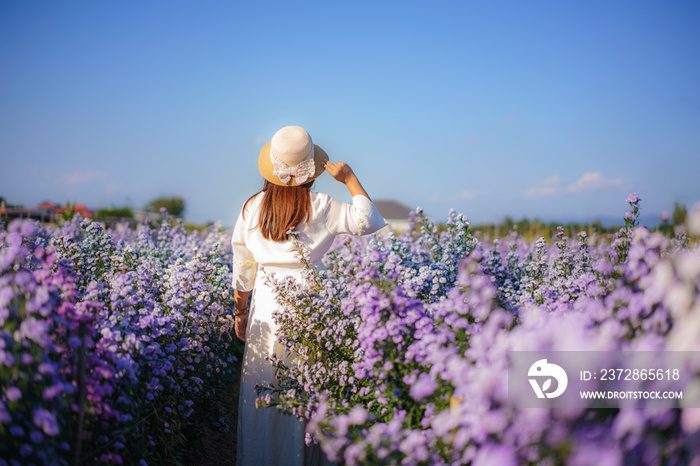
[93,196,214,231]
[145,196,186,218]
[95,206,135,219]
[94,196,186,220]
[467,217,619,242]
[466,202,693,241]
[656,202,689,237]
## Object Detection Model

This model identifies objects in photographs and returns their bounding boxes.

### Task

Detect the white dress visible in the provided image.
[232,192,386,466]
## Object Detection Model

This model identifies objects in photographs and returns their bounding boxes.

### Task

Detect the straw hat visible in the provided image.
[258,126,329,186]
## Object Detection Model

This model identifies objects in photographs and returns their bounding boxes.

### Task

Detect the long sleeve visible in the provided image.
[324,194,387,236]
[231,207,259,292]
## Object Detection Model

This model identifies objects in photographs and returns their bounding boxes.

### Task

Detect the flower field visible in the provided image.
[261,195,700,465]
[2,194,700,465]
[1,217,240,465]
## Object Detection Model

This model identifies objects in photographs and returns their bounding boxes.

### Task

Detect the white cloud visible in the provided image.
[566,172,623,192]
[542,175,560,185]
[58,170,108,185]
[523,174,562,198]
[455,190,479,200]
[524,172,624,198]
[524,185,558,198]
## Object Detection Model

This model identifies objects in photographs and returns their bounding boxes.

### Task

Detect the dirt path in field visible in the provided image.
[184,364,241,465]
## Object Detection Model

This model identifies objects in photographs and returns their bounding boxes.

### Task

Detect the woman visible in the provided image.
[232,126,386,465]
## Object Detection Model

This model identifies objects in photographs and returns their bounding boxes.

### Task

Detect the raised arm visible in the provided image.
[322,161,370,200]
[322,160,387,235]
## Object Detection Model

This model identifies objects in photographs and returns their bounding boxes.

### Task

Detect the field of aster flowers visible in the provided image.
[260,194,700,465]
[2,194,700,466]
[1,216,240,465]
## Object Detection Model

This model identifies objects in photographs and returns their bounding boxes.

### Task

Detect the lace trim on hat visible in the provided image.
[270,146,316,184]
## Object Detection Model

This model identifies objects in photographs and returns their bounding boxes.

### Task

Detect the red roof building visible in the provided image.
[1,201,94,222]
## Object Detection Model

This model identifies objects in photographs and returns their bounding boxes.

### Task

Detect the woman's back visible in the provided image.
[232,190,385,289]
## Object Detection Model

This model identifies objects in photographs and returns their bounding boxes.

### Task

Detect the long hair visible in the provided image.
[243,179,313,241]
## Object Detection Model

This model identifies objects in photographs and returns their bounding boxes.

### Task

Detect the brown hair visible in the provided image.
[243,179,313,242]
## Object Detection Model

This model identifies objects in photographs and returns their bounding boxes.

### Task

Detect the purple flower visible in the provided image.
[626,192,641,204]
[409,373,437,400]
[346,406,368,425]
[42,383,63,401]
[33,408,59,436]
[6,386,22,401]
[473,444,517,466]
[20,353,34,365]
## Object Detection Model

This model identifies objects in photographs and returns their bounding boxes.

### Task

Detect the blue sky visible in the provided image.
[2,0,699,227]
